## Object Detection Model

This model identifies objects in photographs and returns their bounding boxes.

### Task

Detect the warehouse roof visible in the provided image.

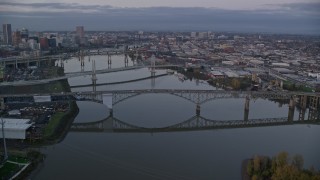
[0,118,32,131]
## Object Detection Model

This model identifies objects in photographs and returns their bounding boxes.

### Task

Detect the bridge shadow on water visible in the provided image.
[69,74,168,88]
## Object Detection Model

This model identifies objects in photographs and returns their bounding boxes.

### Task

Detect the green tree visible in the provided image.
[312,175,320,180]
[231,78,240,90]
[292,154,304,170]
[272,164,300,180]
[252,174,259,180]
[276,151,288,168]
[247,160,254,176]
[271,157,278,173]
[253,155,261,173]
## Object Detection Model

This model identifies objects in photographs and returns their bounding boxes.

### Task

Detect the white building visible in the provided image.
[308,72,320,80]
[190,32,197,38]
[0,118,32,139]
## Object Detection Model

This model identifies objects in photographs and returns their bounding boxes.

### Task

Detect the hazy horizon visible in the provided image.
[1,0,319,34]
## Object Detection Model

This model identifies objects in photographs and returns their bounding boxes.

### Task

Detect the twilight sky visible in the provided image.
[0,0,319,34]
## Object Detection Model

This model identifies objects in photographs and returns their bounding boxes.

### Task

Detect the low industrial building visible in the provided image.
[272,68,295,74]
[0,118,32,139]
[209,71,224,78]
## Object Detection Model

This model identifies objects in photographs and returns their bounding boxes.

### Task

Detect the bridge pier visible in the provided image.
[124,54,129,67]
[244,96,250,121]
[196,104,201,116]
[109,109,113,117]
[92,59,97,93]
[150,54,156,88]
[288,97,295,122]
[299,95,307,121]
[80,55,85,71]
[308,96,319,121]
[151,76,155,88]
[107,54,112,68]
[60,59,64,68]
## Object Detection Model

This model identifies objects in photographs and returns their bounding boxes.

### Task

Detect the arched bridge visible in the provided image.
[2,89,320,106]
[2,89,319,124]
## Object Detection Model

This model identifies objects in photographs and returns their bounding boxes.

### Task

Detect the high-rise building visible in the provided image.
[75,26,86,46]
[13,30,21,46]
[3,24,12,45]
[39,37,49,50]
[76,26,84,38]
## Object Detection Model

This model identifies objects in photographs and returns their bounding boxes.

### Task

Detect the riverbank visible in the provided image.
[1,79,79,179]
[41,101,79,145]
[0,151,45,180]
[0,79,70,94]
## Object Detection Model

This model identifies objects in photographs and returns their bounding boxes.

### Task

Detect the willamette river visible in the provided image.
[34,55,320,180]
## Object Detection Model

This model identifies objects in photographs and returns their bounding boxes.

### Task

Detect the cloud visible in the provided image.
[0,2,113,13]
[264,2,320,15]
[0,3,319,34]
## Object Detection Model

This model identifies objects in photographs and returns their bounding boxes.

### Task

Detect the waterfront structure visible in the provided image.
[2,24,12,45]
[0,118,32,139]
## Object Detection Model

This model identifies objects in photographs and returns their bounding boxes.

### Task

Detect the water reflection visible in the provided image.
[33,63,320,180]
[56,55,134,73]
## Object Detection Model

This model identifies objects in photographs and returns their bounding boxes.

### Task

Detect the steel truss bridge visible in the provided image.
[2,89,319,124]
[70,115,318,133]
[1,89,320,105]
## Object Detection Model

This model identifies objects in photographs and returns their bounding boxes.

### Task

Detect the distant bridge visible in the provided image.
[0,65,180,87]
[0,49,146,66]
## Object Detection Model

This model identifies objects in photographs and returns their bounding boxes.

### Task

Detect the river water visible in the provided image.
[34,55,320,180]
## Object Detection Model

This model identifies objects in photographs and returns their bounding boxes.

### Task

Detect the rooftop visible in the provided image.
[0,118,32,131]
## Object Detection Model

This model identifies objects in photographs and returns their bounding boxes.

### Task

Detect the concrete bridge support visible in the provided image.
[151,76,155,88]
[109,109,113,117]
[107,54,112,68]
[244,96,250,121]
[308,96,319,121]
[80,55,85,67]
[91,59,97,93]
[288,97,295,122]
[124,54,129,67]
[60,59,64,68]
[299,95,307,121]
[196,103,201,116]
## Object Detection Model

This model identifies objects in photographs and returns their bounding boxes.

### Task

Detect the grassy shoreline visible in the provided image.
[1,79,79,179]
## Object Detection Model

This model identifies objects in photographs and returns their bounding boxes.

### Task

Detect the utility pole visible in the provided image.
[1,116,8,163]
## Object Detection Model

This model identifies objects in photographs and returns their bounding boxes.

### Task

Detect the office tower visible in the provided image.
[13,30,21,46]
[3,24,12,45]
[76,26,84,38]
